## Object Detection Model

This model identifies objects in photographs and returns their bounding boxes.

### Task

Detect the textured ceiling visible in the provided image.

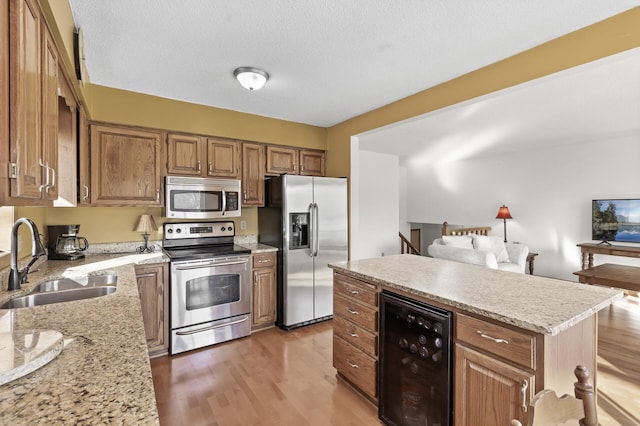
[68,1,640,127]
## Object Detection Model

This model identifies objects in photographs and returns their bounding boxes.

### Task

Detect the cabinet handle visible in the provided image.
[346,359,359,369]
[347,307,359,315]
[258,259,270,263]
[208,163,213,173]
[156,189,161,202]
[38,159,49,192]
[196,161,201,172]
[49,166,56,191]
[476,330,509,345]
[243,190,247,201]
[83,185,90,201]
[348,330,359,338]
[520,379,529,413]
[347,288,359,295]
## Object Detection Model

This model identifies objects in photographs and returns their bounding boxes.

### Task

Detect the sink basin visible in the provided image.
[0,286,117,309]
[31,274,117,293]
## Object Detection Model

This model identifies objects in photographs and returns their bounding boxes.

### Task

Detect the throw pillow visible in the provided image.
[472,235,509,263]
[442,235,474,249]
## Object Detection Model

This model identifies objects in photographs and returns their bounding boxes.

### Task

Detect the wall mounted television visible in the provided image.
[592,199,640,243]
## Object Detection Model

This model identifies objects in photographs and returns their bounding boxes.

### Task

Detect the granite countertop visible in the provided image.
[0,252,167,425]
[330,254,624,336]
[239,243,278,253]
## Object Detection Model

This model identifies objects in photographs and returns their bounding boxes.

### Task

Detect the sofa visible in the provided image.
[427,226,529,273]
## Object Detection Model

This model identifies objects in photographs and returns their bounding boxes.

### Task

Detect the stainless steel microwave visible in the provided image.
[164,176,241,219]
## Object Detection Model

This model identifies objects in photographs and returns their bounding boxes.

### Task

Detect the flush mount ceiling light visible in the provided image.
[233,67,269,91]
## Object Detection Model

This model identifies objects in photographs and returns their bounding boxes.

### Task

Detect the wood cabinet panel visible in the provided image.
[90,124,163,205]
[252,251,277,330]
[457,313,536,369]
[266,146,298,175]
[333,314,378,358]
[135,263,169,357]
[333,335,377,400]
[78,106,91,204]
[206,138,240,178]
[241,142,264,206]
[299,150,325,176]
[455,343,535,426]
[40,25,58,200]
[334,273,378,306]
[166,133,202,175]
[9,0,43,200]
[334,293,378,331]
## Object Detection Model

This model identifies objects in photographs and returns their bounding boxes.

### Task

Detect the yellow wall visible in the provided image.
[325,7,640,177]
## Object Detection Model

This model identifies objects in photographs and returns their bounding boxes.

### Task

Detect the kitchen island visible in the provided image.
[330,254,623,425]
[0,253,167,425]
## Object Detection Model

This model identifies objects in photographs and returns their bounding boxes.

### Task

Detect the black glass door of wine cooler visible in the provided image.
[379,291,452,426]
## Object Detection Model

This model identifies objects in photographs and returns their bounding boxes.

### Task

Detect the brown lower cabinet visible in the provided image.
[251,252,277,330]
[135,263,169,357]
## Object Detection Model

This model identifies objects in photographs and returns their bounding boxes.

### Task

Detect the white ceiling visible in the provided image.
[358,47,640,165]
[68,1,640,127]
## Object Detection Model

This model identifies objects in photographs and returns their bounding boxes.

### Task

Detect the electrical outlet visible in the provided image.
[240,220,247,230]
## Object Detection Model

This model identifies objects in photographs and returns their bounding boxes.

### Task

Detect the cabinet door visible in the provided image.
[206,138,240,178]
[77,106,91,204]
[241,142,264,206]
[266,146,298,175]
[41,26,58,200]
[135,263,168,357]
[299,150,325,176]
[455,343,535,426]
[166,133,203,176]
[9,0,44,200]
[90,124,163,205]
[252,267,276,327]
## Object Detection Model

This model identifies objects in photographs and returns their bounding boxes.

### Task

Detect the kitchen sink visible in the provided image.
[0,286,117,309]
[30,274,117,293]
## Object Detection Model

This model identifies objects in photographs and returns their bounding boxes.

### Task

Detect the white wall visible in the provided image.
[405,133,640,280]
[350,139,401,260]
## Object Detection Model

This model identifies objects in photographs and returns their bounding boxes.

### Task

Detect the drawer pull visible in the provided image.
[347,307,359,315]
[346,359,359,369]
[348,331,359,338]
[520,379,529,413]
[477,330,509,344]
[348,288,360,295]
[258,259,270,263]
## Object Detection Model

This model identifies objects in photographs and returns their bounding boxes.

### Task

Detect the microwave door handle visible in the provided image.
[221,189,227,216]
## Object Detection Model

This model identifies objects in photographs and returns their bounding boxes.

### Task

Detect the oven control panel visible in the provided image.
[164,221,235,240]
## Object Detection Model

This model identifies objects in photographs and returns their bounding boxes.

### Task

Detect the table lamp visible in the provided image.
[134,214,158,253]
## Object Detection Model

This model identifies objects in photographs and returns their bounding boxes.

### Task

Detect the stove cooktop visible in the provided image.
[163,244,251,261]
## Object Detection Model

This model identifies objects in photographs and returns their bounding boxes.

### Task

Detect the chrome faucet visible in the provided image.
[8,218,47,291]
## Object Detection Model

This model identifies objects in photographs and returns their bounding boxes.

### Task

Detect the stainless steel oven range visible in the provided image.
[163,221,251,355]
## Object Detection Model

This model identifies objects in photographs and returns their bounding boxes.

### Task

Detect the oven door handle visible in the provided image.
[175,316,248,335]
[174,259,249,270]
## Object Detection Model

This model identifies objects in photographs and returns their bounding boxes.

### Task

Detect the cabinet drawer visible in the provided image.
[456,314,536,369]
[253,252,276,269]
[334,314,378,358]
[333,335,377,400]
[334,294,378,331]
[334,273,378,306]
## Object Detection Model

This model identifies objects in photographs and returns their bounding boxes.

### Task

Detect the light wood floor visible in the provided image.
[151,296,640,426]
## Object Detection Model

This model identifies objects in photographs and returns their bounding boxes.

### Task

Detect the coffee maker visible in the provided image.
[47,225,89,260]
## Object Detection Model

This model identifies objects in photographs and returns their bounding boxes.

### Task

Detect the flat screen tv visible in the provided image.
[592,199,640,243]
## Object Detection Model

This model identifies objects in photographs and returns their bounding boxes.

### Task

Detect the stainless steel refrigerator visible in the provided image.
[258,175,348,329]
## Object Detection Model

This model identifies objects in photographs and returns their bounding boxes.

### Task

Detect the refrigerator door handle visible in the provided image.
[308,203,315,257]
[312,203,320,257]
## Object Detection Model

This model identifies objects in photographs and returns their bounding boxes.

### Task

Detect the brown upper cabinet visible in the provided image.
[2,0,60,205]
[265,146,325,177]
[241,142,264,206]
[90,124,163,206]
[167,134,241,179]
[77,106,91,204]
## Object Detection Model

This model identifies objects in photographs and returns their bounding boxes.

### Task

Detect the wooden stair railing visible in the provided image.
[399,232,420,255]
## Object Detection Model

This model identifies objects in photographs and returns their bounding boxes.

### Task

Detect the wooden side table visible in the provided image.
[526,252,538,275]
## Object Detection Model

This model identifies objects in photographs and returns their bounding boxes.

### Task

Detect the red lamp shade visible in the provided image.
[496,205,513,220]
